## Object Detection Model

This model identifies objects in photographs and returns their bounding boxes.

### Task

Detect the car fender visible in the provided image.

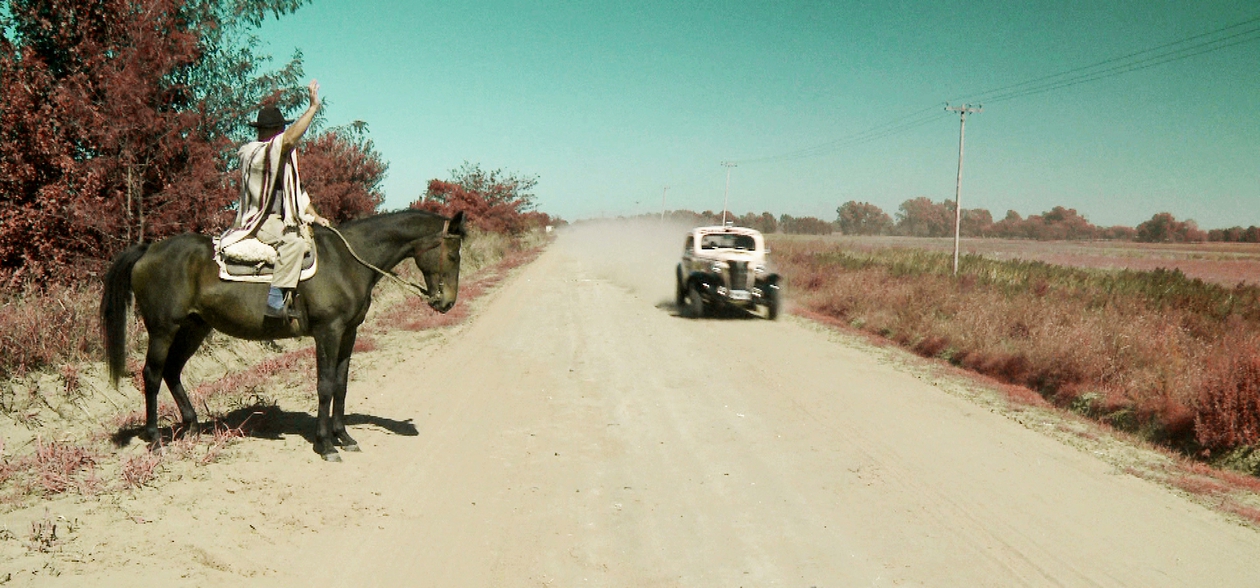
[687,271,716,291]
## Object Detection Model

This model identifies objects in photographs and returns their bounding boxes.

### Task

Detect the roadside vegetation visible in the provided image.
[0,0,560,509]
[0,226,550,508]
[770,236,1260,474]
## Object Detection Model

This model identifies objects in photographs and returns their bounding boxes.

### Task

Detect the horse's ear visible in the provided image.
[449,211,466,236]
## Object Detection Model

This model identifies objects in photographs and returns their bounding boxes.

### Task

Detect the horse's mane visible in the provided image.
[338,209,448,231]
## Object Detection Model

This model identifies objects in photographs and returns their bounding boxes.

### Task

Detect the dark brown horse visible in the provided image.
[101,209,465,461]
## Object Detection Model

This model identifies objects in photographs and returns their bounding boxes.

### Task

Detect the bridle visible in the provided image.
[327,219,460,303]
[415,219,462,298]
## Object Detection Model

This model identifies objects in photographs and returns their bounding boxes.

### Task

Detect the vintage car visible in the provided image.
[675,225,781,319]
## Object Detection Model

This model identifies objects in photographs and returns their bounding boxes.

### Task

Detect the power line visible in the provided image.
[727,13,1260,166]
[955,15,1260,104]
[976,26,1260,104]
[727,105,950,167]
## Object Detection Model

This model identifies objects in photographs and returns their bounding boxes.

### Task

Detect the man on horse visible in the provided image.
[220,79,331,319]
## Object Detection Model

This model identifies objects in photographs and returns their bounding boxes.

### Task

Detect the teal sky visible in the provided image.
[259,0,1259,228]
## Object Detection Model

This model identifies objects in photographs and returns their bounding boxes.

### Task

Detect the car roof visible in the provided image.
[689,226,763,238]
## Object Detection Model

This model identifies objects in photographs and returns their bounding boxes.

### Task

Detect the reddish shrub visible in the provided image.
[989,354,1033,387]
[121,452,161,489]
[1223,503,1260,525]
[914,336,950,358]
[1196,348,1260,452]
[1171,475,1230,497]
[30,438,97,495]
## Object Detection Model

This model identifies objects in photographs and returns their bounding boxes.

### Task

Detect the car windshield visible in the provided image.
[700,233,756,251]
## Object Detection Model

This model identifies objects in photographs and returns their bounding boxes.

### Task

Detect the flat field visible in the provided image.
[797,236,1260,286]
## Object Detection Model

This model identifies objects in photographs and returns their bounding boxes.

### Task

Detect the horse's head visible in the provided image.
[414,211,465,313]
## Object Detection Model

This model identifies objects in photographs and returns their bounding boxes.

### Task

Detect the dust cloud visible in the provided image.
[553,217,696,306]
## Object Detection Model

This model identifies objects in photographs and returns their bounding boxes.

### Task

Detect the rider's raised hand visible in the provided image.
[308,80,320,107]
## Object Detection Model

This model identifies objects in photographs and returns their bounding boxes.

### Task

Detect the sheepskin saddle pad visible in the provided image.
[214,237,317,283]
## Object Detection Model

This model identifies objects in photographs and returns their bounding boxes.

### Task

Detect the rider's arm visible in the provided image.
[305,202,330,227]
[281,80,320,153]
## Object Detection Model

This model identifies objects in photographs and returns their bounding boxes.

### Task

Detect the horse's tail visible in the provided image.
[101,243,149,388]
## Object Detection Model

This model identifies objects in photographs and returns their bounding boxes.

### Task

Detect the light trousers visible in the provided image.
[255,214,306,289]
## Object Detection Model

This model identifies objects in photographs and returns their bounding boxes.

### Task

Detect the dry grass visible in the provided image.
[772,236,1260,464]
[375,228,549,332]
[809,235,1260,286]
[0,283,143,383]
[0,228,551,508]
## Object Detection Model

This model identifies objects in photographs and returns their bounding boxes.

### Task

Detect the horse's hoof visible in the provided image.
[321,452,342,463]
[342,444,361,452]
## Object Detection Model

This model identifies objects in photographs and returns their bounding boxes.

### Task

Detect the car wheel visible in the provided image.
[765,285,780,320]
[687,282,705,318]
[675,267,686,308]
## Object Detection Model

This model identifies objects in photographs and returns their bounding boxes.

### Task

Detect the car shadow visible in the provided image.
[655,300,760,320]
[110,400,419,448]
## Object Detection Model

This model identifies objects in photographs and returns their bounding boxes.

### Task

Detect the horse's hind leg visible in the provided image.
[331,329,359,451]
[141,326,179,447]
[163,318,212,437]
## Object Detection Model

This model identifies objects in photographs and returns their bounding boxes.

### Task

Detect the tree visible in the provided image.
[737,211,777,234]
[988,206,1113,241]
[1208,226,1260,243]
[835,201,892,235]
[0,0,313,283]
[412,163,549,234]
[990,210,1026,239]
[428,161,539,212]
[299,122,387,223]
[959,207,993,237]
[894,197,953,237]
[779,215,833,235]
[1136,212,1205,243]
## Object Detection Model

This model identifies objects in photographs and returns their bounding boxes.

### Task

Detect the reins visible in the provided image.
[325,220,455,301]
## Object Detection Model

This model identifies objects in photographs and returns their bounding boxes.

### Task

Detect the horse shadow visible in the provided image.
[110,401,419,448]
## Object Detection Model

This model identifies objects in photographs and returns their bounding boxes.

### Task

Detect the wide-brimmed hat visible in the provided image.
[248,106,293,128]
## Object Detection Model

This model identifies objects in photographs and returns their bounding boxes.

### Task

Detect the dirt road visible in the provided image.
[7,223,1260,586]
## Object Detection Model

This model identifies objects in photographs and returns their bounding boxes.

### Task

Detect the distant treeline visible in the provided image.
[834,199,1260,243]
[645,198,1260,243]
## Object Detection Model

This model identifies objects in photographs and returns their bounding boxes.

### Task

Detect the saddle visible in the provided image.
[214,236,318,283]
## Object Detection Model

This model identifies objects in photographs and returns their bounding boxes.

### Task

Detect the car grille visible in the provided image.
[728,261,750,291]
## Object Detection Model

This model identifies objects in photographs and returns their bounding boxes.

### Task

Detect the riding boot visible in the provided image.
[264,286,287,319]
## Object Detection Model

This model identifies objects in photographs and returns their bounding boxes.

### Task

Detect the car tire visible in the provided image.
[675,266,686,309]
[687,282,705,318]
[765,285,780,320]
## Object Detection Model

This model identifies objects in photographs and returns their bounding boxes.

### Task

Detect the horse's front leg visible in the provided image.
[313,327,344,462]
[331,328,360,451]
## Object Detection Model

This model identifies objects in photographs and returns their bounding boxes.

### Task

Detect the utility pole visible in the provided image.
[661,185,669,221]
[945,103,982,276]
[720,161,737,225]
